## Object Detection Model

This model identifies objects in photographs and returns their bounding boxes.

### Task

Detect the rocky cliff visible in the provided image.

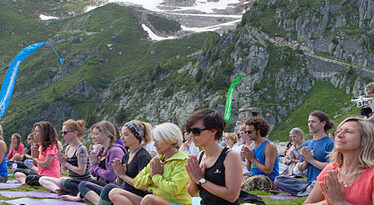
[0,0,372,143]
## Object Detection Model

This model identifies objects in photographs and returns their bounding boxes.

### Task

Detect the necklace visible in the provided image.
[129,146,142,157]
[338,168,364,187]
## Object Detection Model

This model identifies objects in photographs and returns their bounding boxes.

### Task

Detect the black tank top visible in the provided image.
[198,147,239,205]
[97,158,108,184]
[66,144,90,180]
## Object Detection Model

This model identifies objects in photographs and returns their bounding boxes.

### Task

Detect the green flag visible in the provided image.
[224,74,243,122]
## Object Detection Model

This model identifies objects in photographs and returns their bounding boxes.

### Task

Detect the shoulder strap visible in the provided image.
[221,147,230,159]
[198,151,205,163]
[73,144,84,156]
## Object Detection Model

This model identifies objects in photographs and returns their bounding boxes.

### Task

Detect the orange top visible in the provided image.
[37,144,60,178]
[317,163,374,205]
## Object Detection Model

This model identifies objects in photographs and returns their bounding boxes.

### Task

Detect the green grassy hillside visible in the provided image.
[0,2,219,143]
[270,81,361,142]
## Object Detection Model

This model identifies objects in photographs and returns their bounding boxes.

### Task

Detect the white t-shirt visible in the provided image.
[145,141,158,157]
[231,143,250,175]
[179,141,200,156]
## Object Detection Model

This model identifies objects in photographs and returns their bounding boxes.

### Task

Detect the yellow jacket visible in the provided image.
[133,151,192,205]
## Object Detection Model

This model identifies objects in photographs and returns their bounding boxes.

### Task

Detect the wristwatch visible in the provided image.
[198,178,206,185]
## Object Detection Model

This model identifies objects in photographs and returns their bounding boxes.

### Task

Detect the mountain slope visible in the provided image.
[0,3,218,141]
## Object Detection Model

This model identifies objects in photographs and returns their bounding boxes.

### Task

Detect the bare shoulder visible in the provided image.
[0,140,6,149]
[266,141,278,152]
[225,150,241,162]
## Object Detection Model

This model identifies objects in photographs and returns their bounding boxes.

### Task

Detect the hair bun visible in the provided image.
[77,120,86,129]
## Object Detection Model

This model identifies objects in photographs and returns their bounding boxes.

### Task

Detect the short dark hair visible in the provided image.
[309,111,334,132]
[244,116,270,137]
[186,108,226,140]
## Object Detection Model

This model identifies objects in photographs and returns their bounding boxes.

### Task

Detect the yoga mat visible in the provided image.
[5,198,87,205]
[6,180,19,184]
[0,183,21,189]
[192,197,202,205]
[0,191,59,198]
[259,194,298,200]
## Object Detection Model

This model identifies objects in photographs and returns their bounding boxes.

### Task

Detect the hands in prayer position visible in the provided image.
[241,145,255,162]
[185,156,205,184]
[113,158,127,177]
[301,147,314,163]
[31,146,38,159]
[320,170,345,204]
[150,158,164,178]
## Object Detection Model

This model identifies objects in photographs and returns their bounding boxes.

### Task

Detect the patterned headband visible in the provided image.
[125,121,144,142]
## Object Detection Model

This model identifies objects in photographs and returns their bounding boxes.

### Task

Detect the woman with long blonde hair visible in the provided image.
[304,117,374,204]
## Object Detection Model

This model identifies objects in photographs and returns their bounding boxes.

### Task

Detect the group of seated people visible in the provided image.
[0,108,372,205]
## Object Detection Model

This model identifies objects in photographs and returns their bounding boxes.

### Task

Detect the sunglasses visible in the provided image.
[190,127,208,136]
[244,130,256,134]
[61,130,73,135]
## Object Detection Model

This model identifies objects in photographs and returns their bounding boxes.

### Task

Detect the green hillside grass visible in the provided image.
[269,81,361,142]
[0,3,219,140]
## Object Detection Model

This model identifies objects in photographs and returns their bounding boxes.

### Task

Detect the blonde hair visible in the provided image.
[365,82,374,95]
[224,132,238,144]
[123,120,152,145]
[0,125,3,137]
[91,121,117,145]
[330,117,374,168]
[153,123,183,149]
[63,119,86,138]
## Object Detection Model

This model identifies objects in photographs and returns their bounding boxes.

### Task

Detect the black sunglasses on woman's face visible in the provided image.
[190,127,208,136]
[61,130,73,135]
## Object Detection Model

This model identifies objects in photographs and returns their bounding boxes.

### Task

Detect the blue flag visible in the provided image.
[0,42,64,117]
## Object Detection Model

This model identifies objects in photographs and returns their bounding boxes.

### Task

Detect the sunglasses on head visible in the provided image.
[190,127,208,136]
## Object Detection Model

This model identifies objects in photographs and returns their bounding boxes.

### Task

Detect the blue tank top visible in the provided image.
[250,140,279,180]
[0,152,8,176]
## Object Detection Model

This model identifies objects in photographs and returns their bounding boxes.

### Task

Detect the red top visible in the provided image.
[317,163,374,205]
[37,144,60,178]
[6,143,24,160]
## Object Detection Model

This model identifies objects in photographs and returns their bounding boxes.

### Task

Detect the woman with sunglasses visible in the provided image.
[109,122,191,205]
[62,121,126,203]
[185,108,242,204]
[14,121,60,186]
[304,117,374,205]
[39,119,90,194]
